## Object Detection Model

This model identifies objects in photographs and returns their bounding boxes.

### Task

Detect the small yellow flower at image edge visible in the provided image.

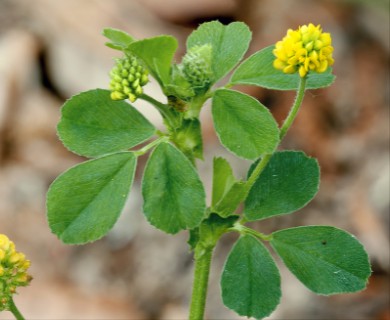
[273,23,334,78]
[0,234,32,312]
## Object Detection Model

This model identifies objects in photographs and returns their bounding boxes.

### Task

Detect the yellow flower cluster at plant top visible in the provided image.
[0,234,32,311]
[273,23,334,78]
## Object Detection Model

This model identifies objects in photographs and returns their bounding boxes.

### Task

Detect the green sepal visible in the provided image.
[244,151,320,221]
[142,142,206,234]
[271,226,371,295]
[221,234,281,319]
[230,45,335,90]
[103,27,135,51]
[166,64,196,101]
[192,213,239,257]
[171,118,203,161]
[57,89,155,158]
[46,152,137,244]
[126,35,178,88]
[188,227,200,252]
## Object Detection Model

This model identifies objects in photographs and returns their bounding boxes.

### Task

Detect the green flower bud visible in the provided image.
[182,44,213,92]
[109,55,149,102]
[141,74,149,86]
[135,86,143,95]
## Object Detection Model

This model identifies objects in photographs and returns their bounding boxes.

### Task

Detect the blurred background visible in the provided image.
[0,0,389,319]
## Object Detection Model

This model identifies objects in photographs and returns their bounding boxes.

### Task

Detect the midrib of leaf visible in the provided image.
[61,120,152,133]
[273,240,365,281]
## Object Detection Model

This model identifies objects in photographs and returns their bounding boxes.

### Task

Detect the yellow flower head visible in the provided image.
[0,234,32,311]
[273,23,334,77]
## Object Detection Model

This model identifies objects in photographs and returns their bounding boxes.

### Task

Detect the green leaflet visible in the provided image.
[127,35,178,87]
[212,89,279,160]
[187,21,251,83]
[230,46,335,90]
[271,226,371,295]
[47,152,137,244]
[142,142,206,234]
[211,157,247,217]
[103,27,135,50]
[57,89,155,158]
[211,157,236,207]
[221,235,281,319]
[245,151,320,221]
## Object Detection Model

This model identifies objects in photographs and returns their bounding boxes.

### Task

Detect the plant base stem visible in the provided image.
[189,246,214,320]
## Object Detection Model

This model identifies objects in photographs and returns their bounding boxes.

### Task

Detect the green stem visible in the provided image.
[245,76,307,192]
[139,93,181,129]
[229,224,272,241]
[245,153,273,192]
[184,94,208,119]
[9,297,25,320]
[187,77,307,320]
[189,246,214,320]
[134,136,169,156]
[279,76,307,141]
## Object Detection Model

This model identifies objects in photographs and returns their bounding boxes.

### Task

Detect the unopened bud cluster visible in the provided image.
[109,55,149,102]
[182,44,213,92]
[0,234,32,311]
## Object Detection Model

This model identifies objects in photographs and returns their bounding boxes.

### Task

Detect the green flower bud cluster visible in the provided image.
[182,44,213,92]
[0,234,32,311]
[109,55,149,102]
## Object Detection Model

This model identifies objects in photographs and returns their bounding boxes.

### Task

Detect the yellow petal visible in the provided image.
[299,65,307,77]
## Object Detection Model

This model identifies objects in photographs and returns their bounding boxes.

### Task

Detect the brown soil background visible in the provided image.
[0,0,389,319]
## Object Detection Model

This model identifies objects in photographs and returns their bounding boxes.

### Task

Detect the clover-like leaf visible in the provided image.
[103,28,135,50]
[127,35,178,87]
[187,21,251,83]
[245,151,320,221]
[271,226,371,295]
[142,142,206,234]
[47,152,137,244]
[57,89,155,158]
[221,235,281,319]
[212,89,279,160]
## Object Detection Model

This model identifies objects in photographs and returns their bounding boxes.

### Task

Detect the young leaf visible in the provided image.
[127,35,178,87]
[47,152,137,244]
[212,89,279,160]
[102,28,135,50]
[142,142,206,234]
[221,235,281,319]
[230,46,335,90]
[211,158,247,217]
[244,151,320,221]
[58,89,155,158]
[211,157,236,207]
[213,182,247,217]
[187,21,251,83]
[271,226,371,295]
